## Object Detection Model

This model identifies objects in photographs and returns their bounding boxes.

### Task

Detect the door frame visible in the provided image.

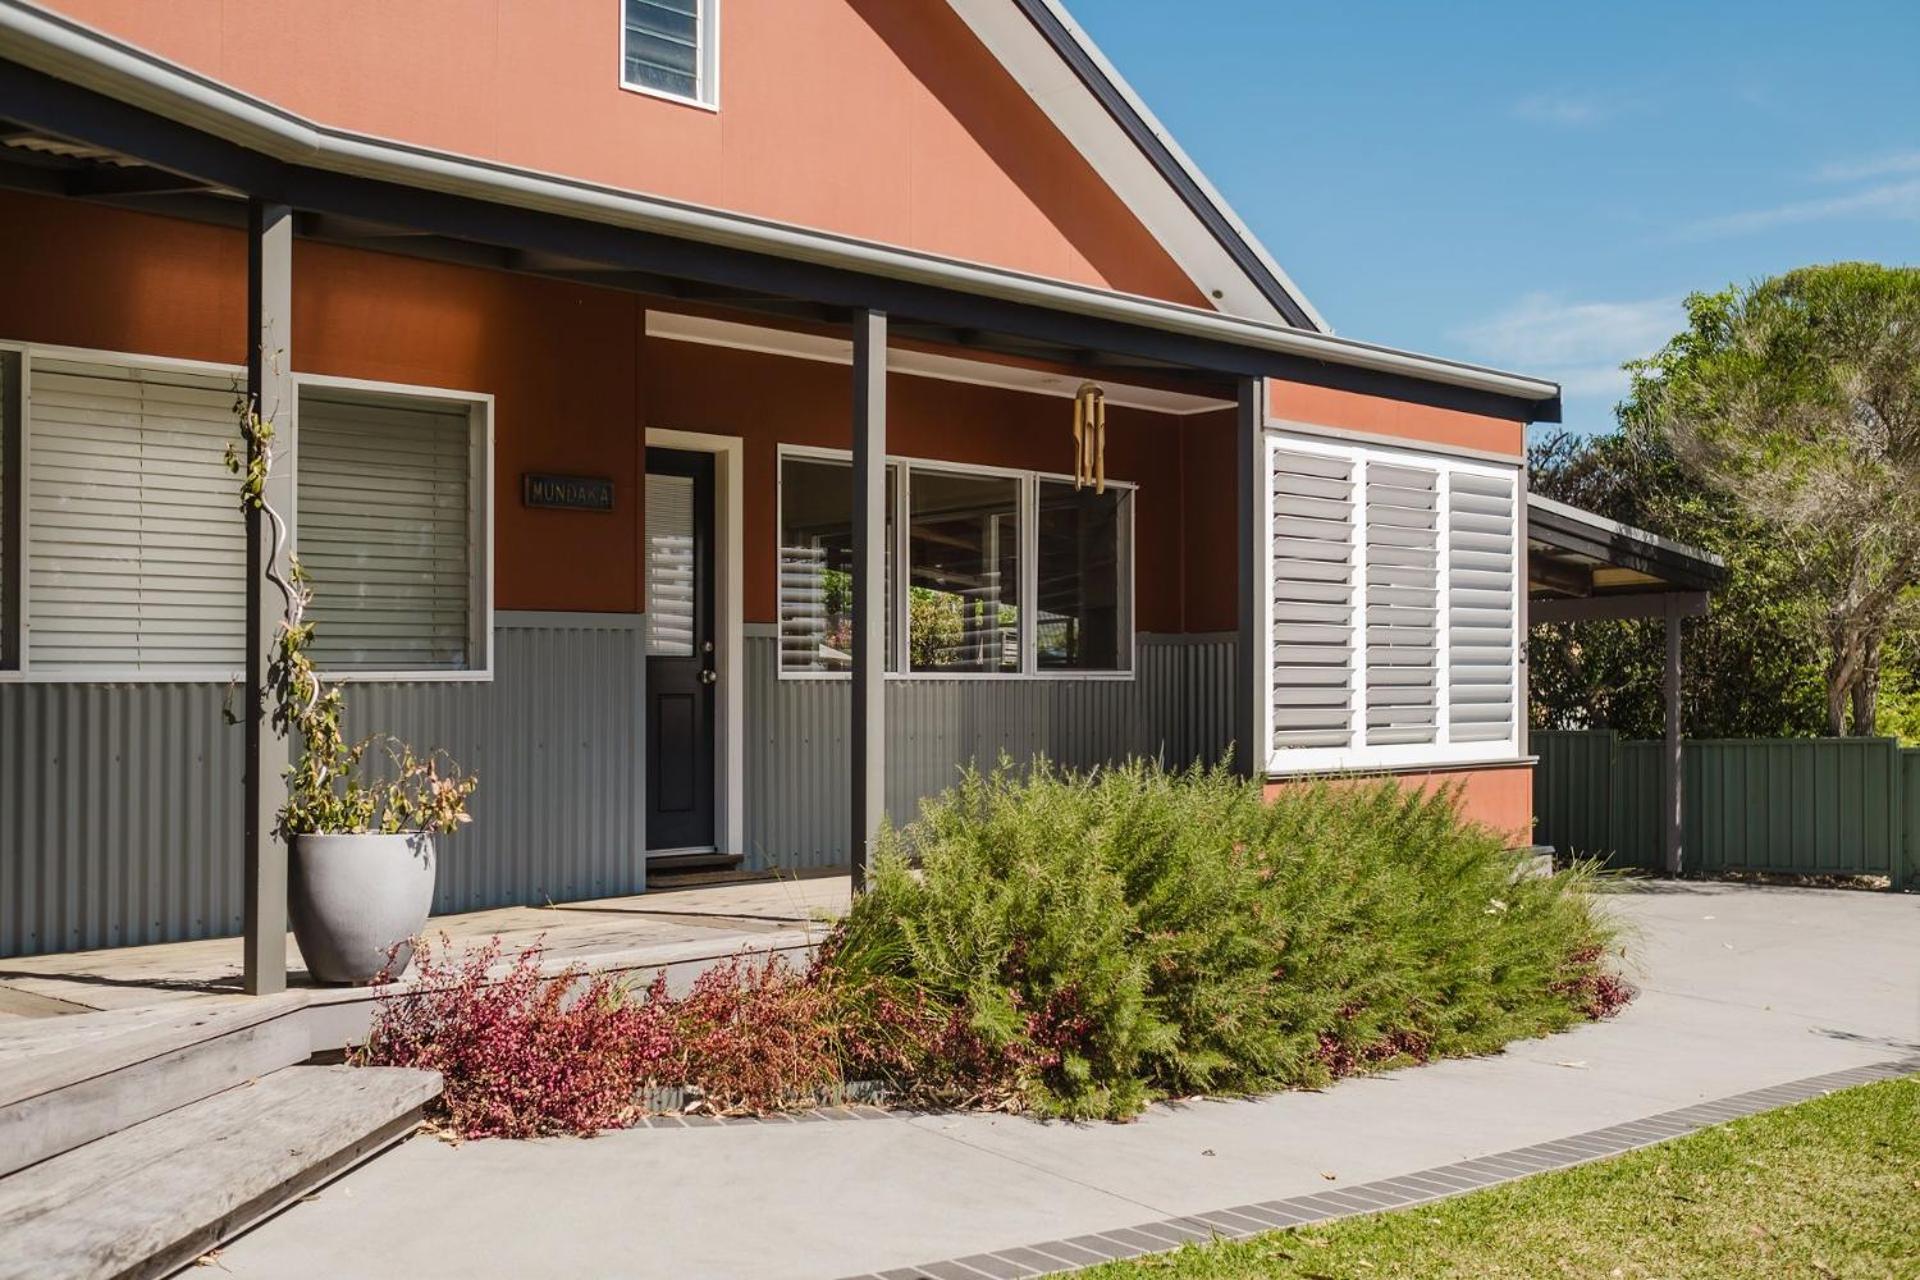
[644,428,744,859]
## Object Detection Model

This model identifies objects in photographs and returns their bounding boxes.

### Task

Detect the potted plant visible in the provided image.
[232,391,477,985]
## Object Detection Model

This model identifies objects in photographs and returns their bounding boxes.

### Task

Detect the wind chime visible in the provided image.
[1072,381,1107,494]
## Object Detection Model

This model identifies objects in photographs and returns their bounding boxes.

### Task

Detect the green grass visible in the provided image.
[1086,1076,1920,1279]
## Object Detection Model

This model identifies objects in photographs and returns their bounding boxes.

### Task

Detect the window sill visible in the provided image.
[618,80,718,113]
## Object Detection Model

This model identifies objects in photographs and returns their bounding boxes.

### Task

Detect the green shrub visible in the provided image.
[827,759,1623,1120]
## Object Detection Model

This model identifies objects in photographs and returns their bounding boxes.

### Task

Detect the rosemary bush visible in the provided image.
[830,759,1624,1120]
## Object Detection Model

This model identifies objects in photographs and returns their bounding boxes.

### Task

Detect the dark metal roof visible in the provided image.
[1527,494,1727,598]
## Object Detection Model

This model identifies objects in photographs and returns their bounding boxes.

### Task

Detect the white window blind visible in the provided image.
[646,472,696,657]
[1267,436,1519,769]
[26,358,245,673]
[1447,470,1519,743]
[0,349,14,668]
[1364,462,1440,746]
[1269,447,1357,749]
[297,391,474,671]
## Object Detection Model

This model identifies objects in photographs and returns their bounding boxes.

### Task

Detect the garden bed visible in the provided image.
[354,762,1631,1136]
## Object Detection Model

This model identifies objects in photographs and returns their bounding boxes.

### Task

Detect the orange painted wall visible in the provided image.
[1266,764,1535,846]
[643,338,1189,630]
[1267,380,1525,459]
[0,190,1206,624]
[43,0,1206,309]
[0,190,643,613]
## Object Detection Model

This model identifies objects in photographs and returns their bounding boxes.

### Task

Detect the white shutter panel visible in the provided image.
[27,358,245,673]
[1365,463,1440,745]
[1447,469,1518,744]
[1270,446,1357,750]
[297,392,473,670]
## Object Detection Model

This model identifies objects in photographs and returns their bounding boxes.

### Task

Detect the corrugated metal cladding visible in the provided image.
[0,615,645,959]
[743,630,1237,871]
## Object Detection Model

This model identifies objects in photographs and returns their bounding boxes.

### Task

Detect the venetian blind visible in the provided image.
[1269,446,1357,749]
[1364,463,1441,745]
[0,350,12,667]
[297,392,473,671]
[1446,470,1518,744]
[26,358,245,673]
[646,472,696,656]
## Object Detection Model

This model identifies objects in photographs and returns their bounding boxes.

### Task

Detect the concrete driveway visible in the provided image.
[213,883,1920,1280]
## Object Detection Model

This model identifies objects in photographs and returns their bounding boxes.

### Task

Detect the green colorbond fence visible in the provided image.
[1533,731,1919,889]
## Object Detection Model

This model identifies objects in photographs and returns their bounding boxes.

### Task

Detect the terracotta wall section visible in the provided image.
[43,0,1205,308]
[1268,380,1525,459]
[0,191,643,612]
[1265,764,1535,845]
[643,338,1188,630]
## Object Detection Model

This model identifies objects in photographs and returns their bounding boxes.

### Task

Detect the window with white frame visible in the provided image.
[0,347,491,680]
[295,385,486,673]
[777,449,1133,678]
[621,0,717,107]
[1266,434,1519,770]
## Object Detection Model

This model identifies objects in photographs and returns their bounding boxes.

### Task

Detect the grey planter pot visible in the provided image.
[289,832,437,986]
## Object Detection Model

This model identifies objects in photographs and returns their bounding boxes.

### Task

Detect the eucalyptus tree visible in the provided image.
[1622,263,1920,735]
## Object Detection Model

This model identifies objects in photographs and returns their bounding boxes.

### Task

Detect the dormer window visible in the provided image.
[621,0,718,109]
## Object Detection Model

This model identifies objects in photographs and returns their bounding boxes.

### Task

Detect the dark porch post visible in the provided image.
[1663,593,1684,875]
[850,309,887,890]
[244,199,294,995]
[1234,376,1264,780]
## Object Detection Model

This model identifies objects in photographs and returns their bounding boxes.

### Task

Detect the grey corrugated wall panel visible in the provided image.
[743,630,1237,872]
[0,615,645,958]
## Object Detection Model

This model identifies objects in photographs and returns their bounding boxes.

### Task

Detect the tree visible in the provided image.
[1621,264,1920,735]
[1528,430,1826,739]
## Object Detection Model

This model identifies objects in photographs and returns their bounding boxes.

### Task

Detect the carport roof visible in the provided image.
[1528,493,1726,604]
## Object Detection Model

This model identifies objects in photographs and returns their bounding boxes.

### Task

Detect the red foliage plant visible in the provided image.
[656,954,841,1114]
[1554,944,1636,1020]
[354,935,676,1138]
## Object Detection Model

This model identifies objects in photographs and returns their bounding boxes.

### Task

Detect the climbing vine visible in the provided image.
[229,380,477,837]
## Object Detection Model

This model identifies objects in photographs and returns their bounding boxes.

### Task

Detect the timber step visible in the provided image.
[0,1064,440,1280]
[0,999,312,1177]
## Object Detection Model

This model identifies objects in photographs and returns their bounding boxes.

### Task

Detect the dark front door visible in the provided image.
[645,448,716,852]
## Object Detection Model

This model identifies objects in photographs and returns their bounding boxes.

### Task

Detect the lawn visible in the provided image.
[1086,1075,1920,1279]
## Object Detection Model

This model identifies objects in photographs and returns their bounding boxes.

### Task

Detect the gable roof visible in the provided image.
[949,0,1327,331]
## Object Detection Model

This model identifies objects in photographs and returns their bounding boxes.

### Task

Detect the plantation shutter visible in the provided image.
[1446,469,1518,744]
[26,357,245,673]
[1365,463,1440,745]
[1269,446,1357,750]
[297,392,473,670]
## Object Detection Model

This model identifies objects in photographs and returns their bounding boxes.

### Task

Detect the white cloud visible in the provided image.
[1683,177,1920,239]
[1453,294,1681,401]
[1814,150,1920,183]
[1512,92,1611,126]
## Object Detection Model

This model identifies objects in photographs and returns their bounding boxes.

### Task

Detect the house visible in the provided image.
[0,0,1560,989]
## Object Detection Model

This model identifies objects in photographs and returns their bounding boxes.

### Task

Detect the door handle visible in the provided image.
[699,669,718,685]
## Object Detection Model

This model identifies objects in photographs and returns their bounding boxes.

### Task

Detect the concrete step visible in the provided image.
[0,1064,440,1280]
[0,998,313,1177]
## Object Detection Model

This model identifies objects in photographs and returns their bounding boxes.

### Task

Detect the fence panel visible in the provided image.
[1534,731,1913,887]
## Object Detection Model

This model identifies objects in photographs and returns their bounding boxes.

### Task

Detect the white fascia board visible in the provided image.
[945,0,1309,329]
[1016,0,1333,334]
[0,0,1557,407]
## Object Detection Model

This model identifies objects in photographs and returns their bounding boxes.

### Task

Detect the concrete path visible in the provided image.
[213,883,1920,1280]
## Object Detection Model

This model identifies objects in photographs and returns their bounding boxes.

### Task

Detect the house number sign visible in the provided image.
[523,473,615,512]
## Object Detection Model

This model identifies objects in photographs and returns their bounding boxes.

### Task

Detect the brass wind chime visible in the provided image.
[1072,381,1107,493]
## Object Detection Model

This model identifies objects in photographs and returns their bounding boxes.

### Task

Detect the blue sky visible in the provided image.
[1071,1,1920,435]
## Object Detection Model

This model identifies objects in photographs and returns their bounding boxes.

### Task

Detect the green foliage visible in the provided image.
[228,390,477,837]
[1528,428,1827,738]
[828,760,1622,1121]
[1620,263,1920,735]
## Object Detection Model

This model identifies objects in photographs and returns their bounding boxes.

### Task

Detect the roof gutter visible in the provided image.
[0,0,1560,411]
